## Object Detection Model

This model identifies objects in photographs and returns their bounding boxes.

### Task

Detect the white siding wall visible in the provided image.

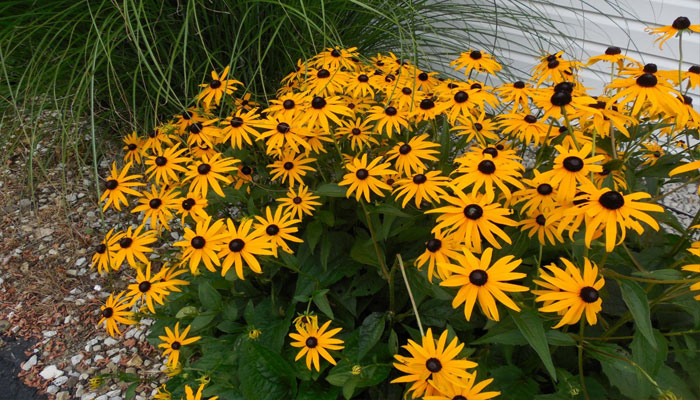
[453,0,700,99]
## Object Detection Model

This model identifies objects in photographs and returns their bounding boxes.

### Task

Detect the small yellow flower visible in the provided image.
[248,328,262,340]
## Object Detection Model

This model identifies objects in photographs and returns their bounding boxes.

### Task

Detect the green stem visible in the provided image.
[561,106,579,150]
[397,254,424,337]
[360,200,391,281]
[602,268,700,284]
[578,321,590,400]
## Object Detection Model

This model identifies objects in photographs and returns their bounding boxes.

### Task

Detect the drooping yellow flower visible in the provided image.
[425,371,501,400]
[439,247,528,321]
[646,17,700,49]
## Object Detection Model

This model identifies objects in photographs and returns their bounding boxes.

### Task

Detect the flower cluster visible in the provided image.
[87,17,700,399]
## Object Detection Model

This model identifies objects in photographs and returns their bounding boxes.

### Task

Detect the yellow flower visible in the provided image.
[122,131,143,164]
[289,320,344,371]
[646,17,700,49]
[540,143,604,202]
[450,50,502,75]
[91,228,120,274]
[393,171,449,209]
[126,262,177,313]
[174,217,227,273]
[386,134,440,176]
[218,218,273,279]
[365,105,409,138]
[424,371,500,400]
[184,153,239,198]
[98,291,136,337]
[100,162,144,211]
[277,185,322,219]
[534,257,605,328]
[267,152,316,187]
[415,231,461,282]
[220,108,262,149]
[339,154,397,202]
[253,206,302,257]
[184,383,218,400]
[197,66,241,108]
[256,113,311,154]
[144,144,190,185]
[112,225,157,269]
[440,247,528,321]
[158,322,201,367]
[131,185,180,231]
[451,152,524,198]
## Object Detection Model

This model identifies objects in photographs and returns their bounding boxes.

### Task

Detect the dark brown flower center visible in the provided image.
[210,79,222,89]
[230,117,244,128]
[426,238,442,252]
[149,198,162,209]
[524,115,537,123]
[276,122,291,133]
[241,166,252,175]
[311,96,326,109]
[355,168,369,180]
[119,237,132,248]
[419,99,435,110]
[482,147,498,158]
[513,81,525,89]
[580,286,599,303]
[266,224,280,236]
[477,160,496,174]
[599,191,624,210]
[293,196,302,204]
[228,239,245,252]
[548,59,560,69]
[537,183,553,195]
[283,161,294,170]
[536,214,546,226]
[402,87,412,95]
[605,46,621,55]
[198,163,211,175]
[358,74,369,83]
[305,337,318,348]
[474,122,483,131]
[425,357,442,372]
[463,204,483,220]
[689,65,700,74]
[188,123,203,134]
[95,243,107,254]
[155,156,167,166]
[317,69,330,79]
[399,144,412,155]
[138,281,151,293]
[563,156,584,172]
[413,174,427,184]
[102,307,114,318]
[385,106,397,116]
[453,396,467,400]
[182,198,195,211]
[469,50,482,60]
[418,72,429,81]
[469,269,488,286]
[351,128,361,136]
[672,16,691,30]
[105,180,118,190]
[182,111,192,120]
[282,100,295,109]
[128,144,137,151]
[643,63,658,73]
[550,91,572,106]
[171,341,181,350]
[331,49,341,57]
[191,236,206,249]
[454,91,469,103]
[636,73,658,88]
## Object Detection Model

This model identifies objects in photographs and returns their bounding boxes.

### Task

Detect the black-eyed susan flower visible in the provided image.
[411,97,449,123]
[220,108,261,149]
[495,81,535,112]
[534,258,604,328]
[158,322,201,367]
[440,87,478,123]
[126,262,173,313]
[175,192,209,225]
[300,95,352,132]
[391,328,477,399]
[451,153,524,198]
[540,143,604,202]
[122,132,143,164]
[277,185,321,219]
[393,171,449,208]
[174,217,227,273]
[112,225,157,269]
[518,211,564,245]
[366,105,409,138]
[451,115,499,142]
[587,46,640,70]
[157,264,190,293]
[198,66,241,109]
[386,134,440,176]
[646,17,700,49]
[184,153,239,198]
[313,46,359,70]
[189,143,217,159]
[183,383,217,400]
[512,171,559,214]
[98,291,136,337]
[424,371,501,400]
[235,92,259,111]
[92,228,120,274]
[531,52,580,85]
[218,218,272,279]
[498,113,551,146]
[584,99,636,138]
[640,142,664,166]
[131,185,179,231]
[305,67,349,95]
[144,145,190,185]
[185,120,221,149]
[412,69,440,92]
[257,114,311,154]
[264,92,309,119]
[415,231,461,282]
[439,247,528,321]
[100,162,144,211]
[339,154,396,202]
[606,72,681,116]
[336,118,378,151]
[174,108,205,135]
[142,126,175,154]
[346,70,376,98]
[267,152,316,187]
[289,319,344,371]
[531,85,599,121]
[428,191,516,253]
[253,206,302,257]
[570,185,663,252]
[675,95,700,128]
[451,50,502,75]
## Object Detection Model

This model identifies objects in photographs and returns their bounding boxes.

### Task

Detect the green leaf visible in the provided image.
[199,281,222,310]
[620,279,657,349]
[316,183,347,197]
[509,309,557,381]
[371,203,410,217]
[545,330,576,347]
[239,341,294,400]
[587,342,651,399]
[175,306,198,319]
[357,312,385,361]
[350,238,380,267]
[320,235,332,269]
[125,382,138,400]
[343,378,358,399]
[305,220,323,253]
[190,313,216,331]
[631,269,683,281]
[313,291,334,319]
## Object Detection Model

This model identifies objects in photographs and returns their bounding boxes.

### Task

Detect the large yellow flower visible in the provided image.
[339,154,396,202]
[277,185,322,220]
[158,322,201,367]
[439,247,528,321]
[174,217,227,273]
[534,257,604,328]
[144,144,190,185]
[393,171,449,209]
[218,218,272,279]
[646,17,700,49]
[289,319,344,371]
[427,191,516,253]
[184,153,239,198]
[100,162,144,211]
[112,225,157,269]
[391,328,477,399]
[540,143,603,202]
[197,66,241,109]
[253,206,302,257]
[450,50,502,75]
[98,291,136,337]
[267,152,316,187]
[386,134,439,176]
[131,185,180,231]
